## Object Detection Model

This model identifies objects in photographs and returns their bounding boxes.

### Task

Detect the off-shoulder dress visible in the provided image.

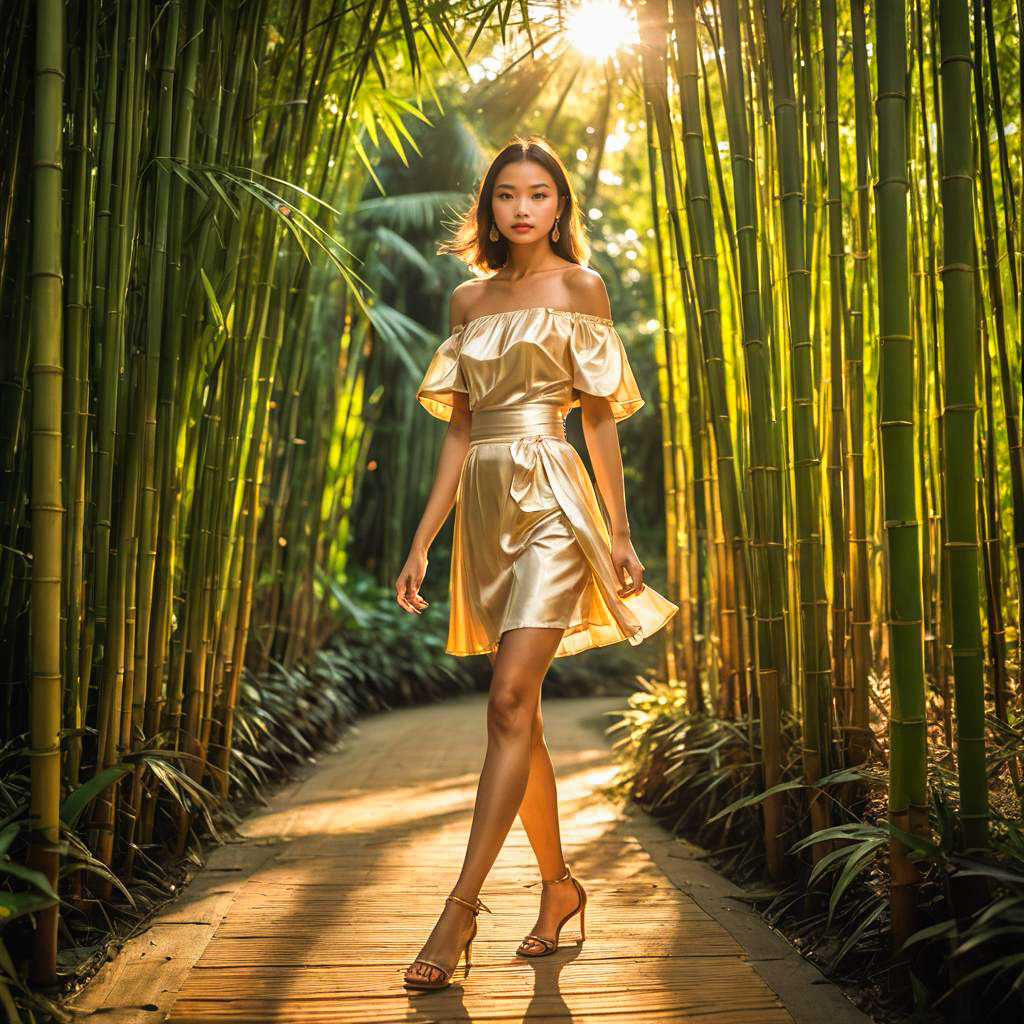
[415,305,678,659]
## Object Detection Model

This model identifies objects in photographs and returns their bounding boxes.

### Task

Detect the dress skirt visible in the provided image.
[447,403,678,659]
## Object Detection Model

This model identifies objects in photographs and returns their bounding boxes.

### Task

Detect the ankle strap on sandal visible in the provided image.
[541,864,571,885]
[447,892,492,915]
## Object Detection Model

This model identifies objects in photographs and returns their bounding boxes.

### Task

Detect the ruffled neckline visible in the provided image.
[453,306,615,334]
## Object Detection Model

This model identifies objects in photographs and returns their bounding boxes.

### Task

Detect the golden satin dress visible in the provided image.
[416,305,679,659]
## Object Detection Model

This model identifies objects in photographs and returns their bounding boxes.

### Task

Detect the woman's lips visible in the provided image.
[513,224,533,232]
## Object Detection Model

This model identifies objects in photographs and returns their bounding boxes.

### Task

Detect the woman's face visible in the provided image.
[489,159,564,244]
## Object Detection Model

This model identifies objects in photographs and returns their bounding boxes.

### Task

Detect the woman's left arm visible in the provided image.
[567,267,646,597]
[580,396,645,598]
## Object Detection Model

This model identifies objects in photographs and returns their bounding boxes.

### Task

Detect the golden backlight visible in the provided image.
[566,0,639,59]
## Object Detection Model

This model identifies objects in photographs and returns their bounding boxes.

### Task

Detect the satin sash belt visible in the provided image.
[469,403,566,445]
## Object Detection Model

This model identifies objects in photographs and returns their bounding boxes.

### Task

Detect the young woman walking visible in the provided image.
[395,135,678,990]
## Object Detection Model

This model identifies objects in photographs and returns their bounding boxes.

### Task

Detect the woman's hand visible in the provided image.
[611,532,645,598]
[396,548,430,613]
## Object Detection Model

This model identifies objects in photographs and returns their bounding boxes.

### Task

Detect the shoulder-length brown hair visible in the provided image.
[439,134,591,276]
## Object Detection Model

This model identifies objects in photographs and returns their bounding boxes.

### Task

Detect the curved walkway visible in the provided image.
[71,694,873,1023]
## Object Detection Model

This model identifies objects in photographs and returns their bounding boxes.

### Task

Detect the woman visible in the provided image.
[395,136,678,990]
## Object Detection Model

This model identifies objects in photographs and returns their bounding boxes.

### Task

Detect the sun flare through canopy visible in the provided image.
[565,1,639,59]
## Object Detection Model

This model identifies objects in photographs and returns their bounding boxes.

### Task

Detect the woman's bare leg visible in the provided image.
[498,654,582,952]
[404,625,564,985]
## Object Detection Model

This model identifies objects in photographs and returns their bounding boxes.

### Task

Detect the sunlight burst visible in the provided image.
[566,1,639,60]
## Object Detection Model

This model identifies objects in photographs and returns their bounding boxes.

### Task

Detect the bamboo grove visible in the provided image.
[2,0,1023,1010]
[630,0,1024,991]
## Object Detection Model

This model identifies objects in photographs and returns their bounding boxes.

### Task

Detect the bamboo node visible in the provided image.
[25,743,62,755]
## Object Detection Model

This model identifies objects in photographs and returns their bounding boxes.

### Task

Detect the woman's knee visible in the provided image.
[487,682,535,736]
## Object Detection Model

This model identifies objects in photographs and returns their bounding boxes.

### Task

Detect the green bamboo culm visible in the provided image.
[675,0,750,719]
[719,0,789,880]
[762,0,834,854]
[636,1,686,691]
[820,0,851,737]
[937,0,988,855]
[28,0,64,987]
[874,0,929,953]
[637,0,708,711]
[847,0,875,768]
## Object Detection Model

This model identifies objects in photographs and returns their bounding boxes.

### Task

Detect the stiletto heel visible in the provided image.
[404,892,491,990]
[515,864,588,957]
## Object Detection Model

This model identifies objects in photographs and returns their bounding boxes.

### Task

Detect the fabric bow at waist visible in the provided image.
[465,401,646,641]
[469,404,567,514]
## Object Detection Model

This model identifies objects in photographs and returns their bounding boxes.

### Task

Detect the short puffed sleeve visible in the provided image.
[568,315,645,422]
[416,325,469,421]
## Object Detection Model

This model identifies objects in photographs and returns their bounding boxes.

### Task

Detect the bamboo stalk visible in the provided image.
[720,0,788,878]
[763,0,834,855]
[28,0,64,985]
[820,0,850,740]
[847,0,873,766]
[937,0,988,853]
[874,0,929,952]
[674,0,751,717]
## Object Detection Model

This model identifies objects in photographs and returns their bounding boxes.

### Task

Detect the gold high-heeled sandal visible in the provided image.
[515,863,587,957]
[403,892,492,990]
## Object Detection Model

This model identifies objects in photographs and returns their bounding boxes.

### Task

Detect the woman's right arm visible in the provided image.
[395,298,473,614]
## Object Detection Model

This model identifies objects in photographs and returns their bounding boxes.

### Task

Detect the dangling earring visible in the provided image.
[489,223,500,242]
[551,218,560,243]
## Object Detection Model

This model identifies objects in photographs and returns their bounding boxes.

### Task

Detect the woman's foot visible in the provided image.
[404,896,479,986]
[517,870,582,954]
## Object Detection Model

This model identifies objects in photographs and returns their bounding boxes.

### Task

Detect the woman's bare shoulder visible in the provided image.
[566,266,612,319]
[449,279,491,330]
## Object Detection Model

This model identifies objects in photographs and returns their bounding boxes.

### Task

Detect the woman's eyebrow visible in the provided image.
[495,182,550,189]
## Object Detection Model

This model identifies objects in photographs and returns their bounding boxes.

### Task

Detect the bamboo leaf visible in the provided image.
[0,858,59,900]
[829,900,886,969]
[706,778,808,823]
[59,766,133,828]
[827,839,885,925]
[199,268,227,333]
[0,823,21,857]
[0,891,58,923]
